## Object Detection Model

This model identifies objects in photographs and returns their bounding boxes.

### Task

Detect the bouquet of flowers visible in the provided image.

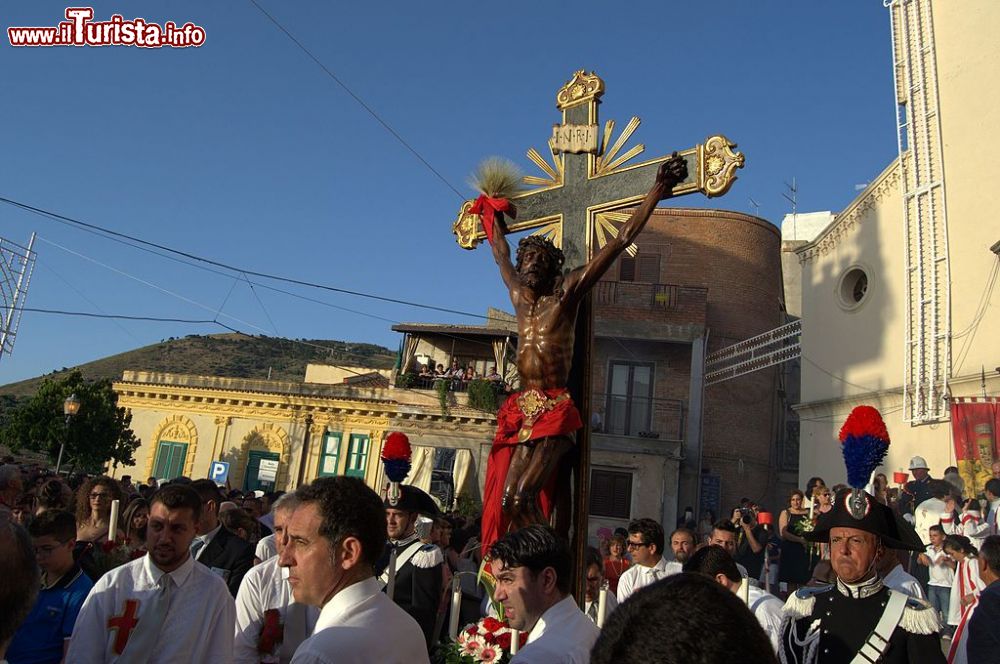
[792,516,819,560]
[78,538,144,579]
[433,617,528,664]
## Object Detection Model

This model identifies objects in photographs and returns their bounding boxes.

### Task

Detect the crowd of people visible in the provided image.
[2,448,1000,663]
[410,359,508,393]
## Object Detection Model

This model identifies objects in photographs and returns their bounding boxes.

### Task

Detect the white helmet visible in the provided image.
[908,456,929,471]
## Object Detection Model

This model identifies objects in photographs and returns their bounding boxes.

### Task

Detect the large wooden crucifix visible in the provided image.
[453,70,744,596]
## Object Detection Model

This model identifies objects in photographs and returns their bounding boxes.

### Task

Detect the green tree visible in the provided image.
[0,371,140,472]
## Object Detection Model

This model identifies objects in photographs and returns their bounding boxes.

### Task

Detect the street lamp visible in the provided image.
[56,393,81,474]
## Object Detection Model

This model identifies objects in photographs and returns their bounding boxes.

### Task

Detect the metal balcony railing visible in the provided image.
[595,281,707,311]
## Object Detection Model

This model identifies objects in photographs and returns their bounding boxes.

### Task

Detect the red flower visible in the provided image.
[519,631,529,647]
[100,540,117,553]
[482,617,503,633]
[496,631,512,650]
[467,625,479,636]
[483,632,496,644]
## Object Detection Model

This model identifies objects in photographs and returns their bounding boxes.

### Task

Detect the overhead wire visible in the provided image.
[0,195,491,321]
[244,0,466,201]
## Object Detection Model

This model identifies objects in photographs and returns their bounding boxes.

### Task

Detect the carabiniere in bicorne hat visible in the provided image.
[803,405,924,551]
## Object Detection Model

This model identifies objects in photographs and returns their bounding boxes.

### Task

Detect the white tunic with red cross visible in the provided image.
[66,552,235,663]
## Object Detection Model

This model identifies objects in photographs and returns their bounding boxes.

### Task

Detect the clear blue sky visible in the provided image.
[0,1,897,384]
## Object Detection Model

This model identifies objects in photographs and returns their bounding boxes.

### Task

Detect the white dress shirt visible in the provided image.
[235,557,319,664]
[512,596,600,664]
[746,585,784,652]
[883,563,926,599]
[67,552,235,663]
[255,534,277,562]
[583,592,619,626]
[925,544,955,587]
[615,557,679,604]
[291,577,427,664]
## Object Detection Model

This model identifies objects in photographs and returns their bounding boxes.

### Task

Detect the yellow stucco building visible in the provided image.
[111,369,493,504]
[793,0,1000,485]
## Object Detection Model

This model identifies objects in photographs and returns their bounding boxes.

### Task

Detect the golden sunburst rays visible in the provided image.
[529,221,562,248]
[594,117,645,176]
[594,211,638,256]
[522,142,564,189]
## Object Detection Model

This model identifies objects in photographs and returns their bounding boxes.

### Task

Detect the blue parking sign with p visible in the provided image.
[209,461,230,485]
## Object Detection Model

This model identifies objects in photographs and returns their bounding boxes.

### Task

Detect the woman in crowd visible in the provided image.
[122,497,149,550]
[813,487,834,560]
[944,534,984,664]
[804,477,826,504]
[75,476,124,544]
[604,534,630,594]
[36,477,74,514]
[779,489,812,591]
[872,472,890,505]
[219,507,260,543]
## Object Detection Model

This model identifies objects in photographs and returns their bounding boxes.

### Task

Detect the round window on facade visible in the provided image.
[838,267,870,309]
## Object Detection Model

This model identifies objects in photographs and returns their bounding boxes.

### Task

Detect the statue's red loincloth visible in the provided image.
[481,388,583,556]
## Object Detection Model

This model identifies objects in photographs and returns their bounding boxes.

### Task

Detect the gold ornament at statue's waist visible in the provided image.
[516,390,571,443]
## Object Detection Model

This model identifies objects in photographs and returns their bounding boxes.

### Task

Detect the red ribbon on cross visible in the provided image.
[468,195,513,245]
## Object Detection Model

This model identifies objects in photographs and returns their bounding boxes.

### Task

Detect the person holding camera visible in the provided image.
[732,505,767,585]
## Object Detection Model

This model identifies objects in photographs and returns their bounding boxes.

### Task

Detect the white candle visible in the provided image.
[597,585,609,628]
[739,577,750,605]
[448,574,462,641]
[809,496,815,520]
[386,548,398,601]
[510,629,519,655]
[108,499,120,544]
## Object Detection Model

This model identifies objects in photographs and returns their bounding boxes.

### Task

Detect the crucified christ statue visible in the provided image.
[480,154,688,552]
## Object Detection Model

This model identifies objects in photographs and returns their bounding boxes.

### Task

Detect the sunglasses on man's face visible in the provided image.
[626,541,649,549]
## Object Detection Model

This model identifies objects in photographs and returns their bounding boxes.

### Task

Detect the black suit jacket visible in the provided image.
[197,524,254,597]
[967,580,1000,664]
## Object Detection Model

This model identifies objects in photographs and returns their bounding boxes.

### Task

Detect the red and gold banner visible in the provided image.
[950,397,1000,496]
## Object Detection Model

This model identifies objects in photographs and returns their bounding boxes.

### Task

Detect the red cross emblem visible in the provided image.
[108,599,141,655]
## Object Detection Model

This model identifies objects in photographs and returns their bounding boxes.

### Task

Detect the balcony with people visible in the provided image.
[390,318,518,411]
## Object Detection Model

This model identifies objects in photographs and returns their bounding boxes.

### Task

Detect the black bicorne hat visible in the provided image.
[383,484,440,518]
[804,488,924,551]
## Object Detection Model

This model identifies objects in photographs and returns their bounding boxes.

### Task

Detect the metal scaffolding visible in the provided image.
[0,233,37,363]
[887,0,951,423]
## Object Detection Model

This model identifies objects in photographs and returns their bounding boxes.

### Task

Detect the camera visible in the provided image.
[738,507,754,525]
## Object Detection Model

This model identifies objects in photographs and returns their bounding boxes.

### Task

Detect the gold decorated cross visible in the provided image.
[453,70,745,600]
[452,70,745,271]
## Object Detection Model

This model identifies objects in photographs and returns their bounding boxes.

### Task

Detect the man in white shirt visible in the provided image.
[490,524,599,663]
[918,524,955,631]
[669,527,696,565]
[708,521,750,579]
[684,545,784,652]
[280,477,427,664]
[235,493,319,664]
[616,518,675,604]
[583,547,617,626]
[67,484,235,663]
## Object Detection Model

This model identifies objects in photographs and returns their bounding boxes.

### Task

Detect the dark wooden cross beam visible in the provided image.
[452,70,744,599]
